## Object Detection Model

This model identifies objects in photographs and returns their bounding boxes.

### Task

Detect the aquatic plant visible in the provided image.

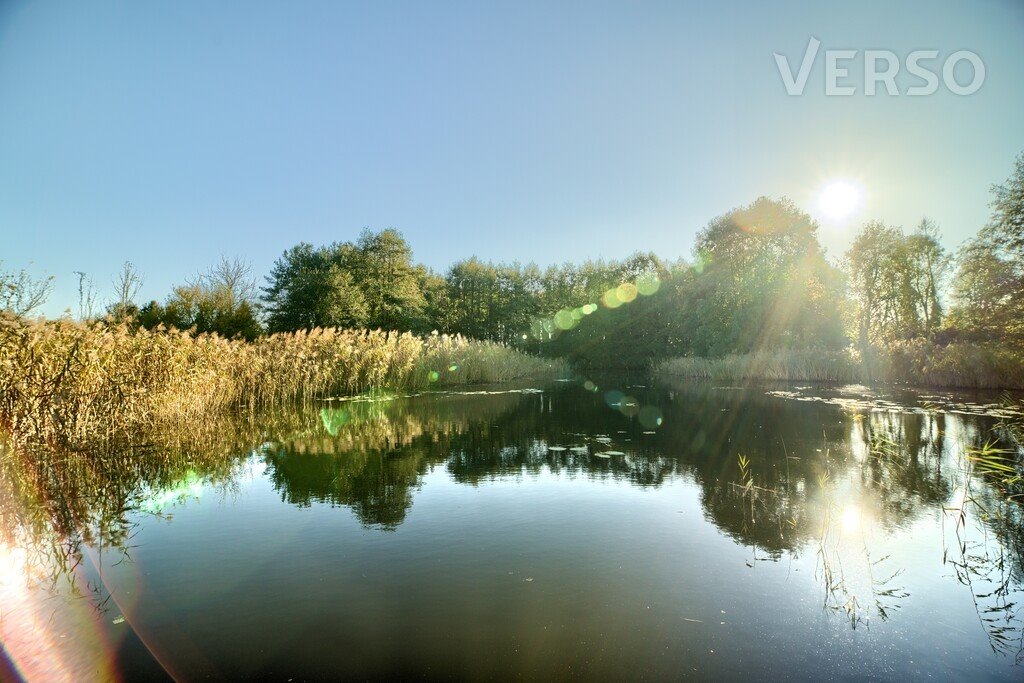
[0,318,566,447]
[942,434,1024,660]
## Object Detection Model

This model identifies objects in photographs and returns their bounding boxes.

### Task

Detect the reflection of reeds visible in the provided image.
[813,470,909,629]
[943,482,1024,662]
[731,454,778,531]
[0,384,692,605]
[0,318,565,446]
[937,426,1024,660]
[813,471,860,627]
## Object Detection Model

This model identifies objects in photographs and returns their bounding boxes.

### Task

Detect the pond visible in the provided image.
[2,378,1023,680]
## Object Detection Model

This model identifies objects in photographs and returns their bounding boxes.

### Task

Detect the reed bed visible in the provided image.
[0,318,565,447]
[655,342,1024,389]
[656,348,859,383]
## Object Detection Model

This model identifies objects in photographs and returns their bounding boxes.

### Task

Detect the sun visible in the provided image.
[817,180,863,221]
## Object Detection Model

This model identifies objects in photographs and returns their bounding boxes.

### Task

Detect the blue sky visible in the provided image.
[1,0,1022,316]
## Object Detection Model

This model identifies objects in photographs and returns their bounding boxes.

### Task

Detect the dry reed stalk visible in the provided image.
[0,318,565,447]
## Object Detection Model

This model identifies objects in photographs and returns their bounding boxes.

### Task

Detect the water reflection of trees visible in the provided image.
[5,383,1021,561]
[650,383,977,556]
[263,390,680,529]
[650,379,1024,653]
[3,381,1024,661]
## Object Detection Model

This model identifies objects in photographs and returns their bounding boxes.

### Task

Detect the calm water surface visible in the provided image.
[2,378,1023,680]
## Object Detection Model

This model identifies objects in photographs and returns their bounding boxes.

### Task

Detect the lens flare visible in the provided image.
[616,283,638,303]
[602,289,623,309]
[554,310,576,330]
[636,274,661,296]
[0,541,120,682]
[638,405,663,429]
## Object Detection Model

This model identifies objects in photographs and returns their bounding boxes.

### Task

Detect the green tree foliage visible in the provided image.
[948,237,1020,341]
[684,197,846,356]
[138,285,263,340]
[37,149,1024,366]
[904,219,950,335]
[540,199,847,367]
[439,259,542,344]
[938,153,1024,342]
[262,243,369,332]
[541,253,671,366]
[138,257,263,339]
[845,219,951,346]
[351,228,427,330]
[262,229,426,333]
[959,151,1024,340]
[419,269,450,332]
[985,151,1024,255]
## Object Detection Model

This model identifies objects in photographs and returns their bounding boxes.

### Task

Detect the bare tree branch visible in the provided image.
[0,262,55,317]
[75,270,97,321]
[112,261,143,309]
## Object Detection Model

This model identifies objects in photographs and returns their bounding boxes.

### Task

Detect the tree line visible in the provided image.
[5,152,1022,367]
[548,150,1022,366]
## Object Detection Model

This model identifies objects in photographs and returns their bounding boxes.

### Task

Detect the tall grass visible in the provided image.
[656,348,859,383]
[655,342,1024,389]
[0,317,565,446]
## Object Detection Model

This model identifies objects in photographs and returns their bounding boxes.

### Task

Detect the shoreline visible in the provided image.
[654,344,1024,391]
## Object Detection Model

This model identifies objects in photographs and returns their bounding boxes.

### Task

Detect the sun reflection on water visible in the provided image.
[839,504,862,534]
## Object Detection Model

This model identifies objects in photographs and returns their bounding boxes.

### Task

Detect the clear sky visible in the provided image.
[2,0,1022,316]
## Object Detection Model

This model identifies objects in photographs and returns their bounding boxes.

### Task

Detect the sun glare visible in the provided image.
[840,505,861,534]
[817,180,863,221]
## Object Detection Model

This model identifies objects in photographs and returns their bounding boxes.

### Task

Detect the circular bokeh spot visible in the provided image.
[616,283,638,303]
[604,389,625,407]
[638,405,663,429]
[619,395,640,417]
[637,273,661,296]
